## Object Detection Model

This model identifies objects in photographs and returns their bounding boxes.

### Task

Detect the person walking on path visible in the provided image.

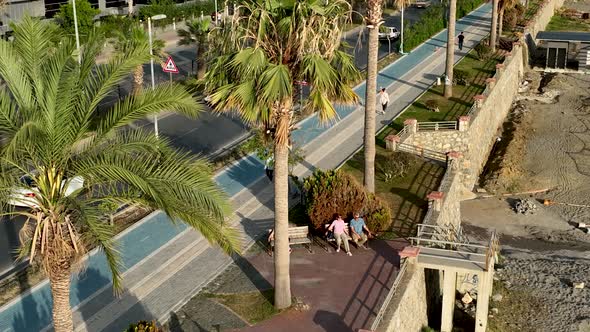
[458,32,465,51]
[378,87,390,115]
[264,155,274,181]
[328,214,352,256]
[350,213,372,249]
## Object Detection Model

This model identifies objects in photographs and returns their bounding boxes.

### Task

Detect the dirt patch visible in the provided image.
[564,0,590,13]
[461,72,590,332]
[480,73,590,224]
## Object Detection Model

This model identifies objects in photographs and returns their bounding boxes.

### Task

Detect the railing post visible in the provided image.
[458,115,470,132]
[385,135,400,151]
[485,77,496,89]
[435,122,439,131]
[427,191,444,212]
[404,118,418,134]
[473,95,486,109]
[446,151,463,170]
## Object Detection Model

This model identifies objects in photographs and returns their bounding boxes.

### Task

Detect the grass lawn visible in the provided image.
[340,148,445,238]
[376,50,504,146]
[546,13,590,32]
[205,290,279,324]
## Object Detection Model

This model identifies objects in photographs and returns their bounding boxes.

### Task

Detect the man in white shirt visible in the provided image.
[379,87,390,115]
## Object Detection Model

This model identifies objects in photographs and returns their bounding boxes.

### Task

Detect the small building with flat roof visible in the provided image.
[535,31,590,70]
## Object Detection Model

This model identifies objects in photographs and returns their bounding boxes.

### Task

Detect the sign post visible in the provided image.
[294,80,308,108]
[162,56,179,75]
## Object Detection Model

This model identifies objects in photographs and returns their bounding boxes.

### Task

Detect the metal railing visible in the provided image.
[397,125,410,141]
[370,258,409,331]
[417,121,458,131]
[397,143,447,162]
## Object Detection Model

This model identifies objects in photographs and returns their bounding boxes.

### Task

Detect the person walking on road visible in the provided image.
[458,32,465,51]
[378,87,389,115]
[264,155,274,182]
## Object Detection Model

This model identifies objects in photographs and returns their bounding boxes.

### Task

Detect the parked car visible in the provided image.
[415,0,431,8]
[7,174,84,208]
[378,27,400,40]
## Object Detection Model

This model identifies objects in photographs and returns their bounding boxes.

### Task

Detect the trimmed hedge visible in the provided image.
[138,0,217,26]
[404,0,486,52]
[303,169,392,233]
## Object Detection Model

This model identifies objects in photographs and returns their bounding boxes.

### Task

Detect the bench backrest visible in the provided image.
[288,226,309,238]
[324,223,349,229]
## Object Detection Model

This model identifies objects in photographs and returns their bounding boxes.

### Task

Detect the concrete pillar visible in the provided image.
[441,269,457,332]
[404,118,418,134]
[495,63,505,75]
[458,116,470,132]
[475,270,494,332]
[485,77,496,89]
[385,135,400,151]
[427,191,444,211]
[446,151,463,170]
[473,95,485,109]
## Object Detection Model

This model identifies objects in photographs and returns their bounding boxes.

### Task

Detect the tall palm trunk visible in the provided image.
[363,0,383,194]
[128,0,133,16]
[491,0,499,52]
[273,109,292,310]
[498,8,504,37]
[444,0,456,98]
[132,65,144,95]
[50,266,74,332]
[196,41,207,79]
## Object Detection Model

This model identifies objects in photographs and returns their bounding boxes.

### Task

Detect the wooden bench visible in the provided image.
[270,226,313,253]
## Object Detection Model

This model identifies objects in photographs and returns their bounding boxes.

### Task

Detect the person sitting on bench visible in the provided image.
[350,213,372,249]
[327,214,352,256]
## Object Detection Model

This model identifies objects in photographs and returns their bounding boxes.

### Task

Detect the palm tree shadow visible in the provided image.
[73,267,155,331]
[10,271,52,332]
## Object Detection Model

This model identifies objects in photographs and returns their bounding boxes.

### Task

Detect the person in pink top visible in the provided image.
[327,214,352,256]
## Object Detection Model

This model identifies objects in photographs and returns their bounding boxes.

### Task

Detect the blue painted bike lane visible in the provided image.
[0,3,492,331]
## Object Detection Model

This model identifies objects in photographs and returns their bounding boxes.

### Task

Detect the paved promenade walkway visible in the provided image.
[0,4,492,331]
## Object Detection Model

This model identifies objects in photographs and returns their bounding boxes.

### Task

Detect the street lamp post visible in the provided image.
[147,14,167,138]
[71,0,81,63]
[400,3,405,54]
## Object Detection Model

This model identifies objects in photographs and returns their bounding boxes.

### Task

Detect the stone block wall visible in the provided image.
[526,0,566,40]
[462,45,524,189]
[406,130,468,155]
[379,261,428,332]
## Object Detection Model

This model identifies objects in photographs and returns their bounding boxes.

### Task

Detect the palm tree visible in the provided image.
[205,0,359,309]
[113,25,166,95]
[0,17,238,332]
[491,0,499,51]
[177,18,211,79]
[363,0,384,193]
[498,0,518,37]
[443,0,456,98]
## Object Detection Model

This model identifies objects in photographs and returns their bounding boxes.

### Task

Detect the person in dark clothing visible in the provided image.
[458,32,465,51]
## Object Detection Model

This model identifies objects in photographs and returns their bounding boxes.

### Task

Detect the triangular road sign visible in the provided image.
[162,56,179,73]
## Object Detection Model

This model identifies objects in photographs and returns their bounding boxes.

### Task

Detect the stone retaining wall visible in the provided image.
[379,262,429,332]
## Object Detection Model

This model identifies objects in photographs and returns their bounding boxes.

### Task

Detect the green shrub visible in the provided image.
[474,41,492,61]
[138,0,216,26]
[424,99,439,112]
[55,0,100,42]
[303,170,392,232]
[503,8,518,31]
[376,152,413,182]
[514,3,526,17]
[403,0,485,52]
[453,69,470,86]
[125,320,160,332]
